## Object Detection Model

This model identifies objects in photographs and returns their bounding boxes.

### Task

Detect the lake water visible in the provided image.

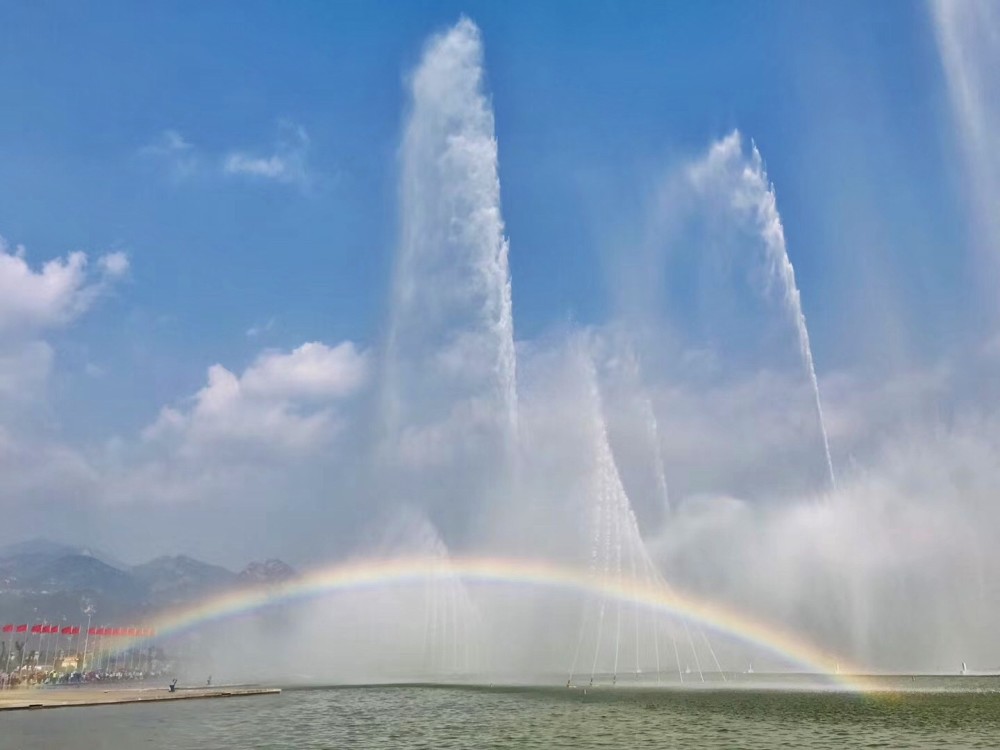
[7,681,1000,749]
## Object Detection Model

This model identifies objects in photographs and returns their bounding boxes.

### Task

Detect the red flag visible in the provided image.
[46,625,56,634]
[2,624,12,633]
[88,628,97,636]
[16,624,27,633]
[31,624,42,634]
[72,626,80,635]
[61,626,73,635]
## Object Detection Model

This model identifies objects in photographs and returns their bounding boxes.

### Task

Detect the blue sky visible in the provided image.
[0,2,994,564]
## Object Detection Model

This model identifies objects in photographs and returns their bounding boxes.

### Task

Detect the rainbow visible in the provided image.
[134,556,873,691]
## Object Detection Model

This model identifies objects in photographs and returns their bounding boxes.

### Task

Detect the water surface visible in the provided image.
[8,682,1000,749]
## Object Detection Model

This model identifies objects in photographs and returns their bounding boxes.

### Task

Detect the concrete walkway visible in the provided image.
[0,685,280,711]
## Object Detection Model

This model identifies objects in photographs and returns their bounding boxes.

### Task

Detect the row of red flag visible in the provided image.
[2,624,155,637]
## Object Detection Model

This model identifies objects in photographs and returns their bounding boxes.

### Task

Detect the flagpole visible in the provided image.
[128,628,135,674]
[45,622,53,673]
[56,620,65,672]
[73,625,81,671]
[17,629,27,681]
[3,632,9,688]
[99,628,107,673]
[32,625,39,675]
[82,611,93,672]
[39,622,48,675]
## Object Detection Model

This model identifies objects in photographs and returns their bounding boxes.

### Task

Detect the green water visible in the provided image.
[8,682,1000,749]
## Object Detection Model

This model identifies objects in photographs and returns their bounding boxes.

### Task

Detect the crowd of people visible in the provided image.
[0,666,169,689]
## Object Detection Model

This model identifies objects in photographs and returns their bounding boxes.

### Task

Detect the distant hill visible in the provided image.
[238,559,296,584]
[132,555,238,607]
[0,540,296,627]
[0,538,129,571]
[35,555,143,600]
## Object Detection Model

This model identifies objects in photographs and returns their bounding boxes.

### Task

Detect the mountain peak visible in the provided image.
[238,559,296,584]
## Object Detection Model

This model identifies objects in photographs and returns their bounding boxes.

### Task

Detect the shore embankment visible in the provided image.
[0,685,280,711]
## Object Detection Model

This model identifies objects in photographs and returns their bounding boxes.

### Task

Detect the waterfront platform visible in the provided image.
[0,685,280,711]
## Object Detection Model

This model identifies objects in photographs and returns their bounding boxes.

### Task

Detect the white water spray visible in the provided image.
[566,341,720,685]
[689,131,836,489]
[641,393,672,517]
[381,18,519,533]
[384,17,517,455]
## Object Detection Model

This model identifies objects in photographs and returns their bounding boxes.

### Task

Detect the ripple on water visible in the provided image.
[6,685,1000,749]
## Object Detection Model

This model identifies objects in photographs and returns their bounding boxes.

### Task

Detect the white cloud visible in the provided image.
[245,317,276,338]
[139,129,199,179]
[0,236,128,541]
[0,236,128,339]
[241,341,368,400]
[140,129,192,156]
[0,340,54,400]
[0,433,99,502]
[222,121,311,187]
[142,121,312,188]
[224,154,289,179]
[99,251,130,278]
[144,341,368,459]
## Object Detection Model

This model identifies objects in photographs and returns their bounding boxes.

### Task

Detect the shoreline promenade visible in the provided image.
[0,685,280,711]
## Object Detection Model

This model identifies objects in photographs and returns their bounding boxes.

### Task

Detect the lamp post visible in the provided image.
[81,602,95,673]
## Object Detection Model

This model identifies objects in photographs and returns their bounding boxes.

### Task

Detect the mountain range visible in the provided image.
[0,539,295,628]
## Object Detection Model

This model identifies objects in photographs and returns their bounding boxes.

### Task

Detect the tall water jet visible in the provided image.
[932,0,1000,285]
[689,131,837,490]
[381,17,518,537]
[642,394,672,517]
[340,507,485,678]
[563,336,716,684]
